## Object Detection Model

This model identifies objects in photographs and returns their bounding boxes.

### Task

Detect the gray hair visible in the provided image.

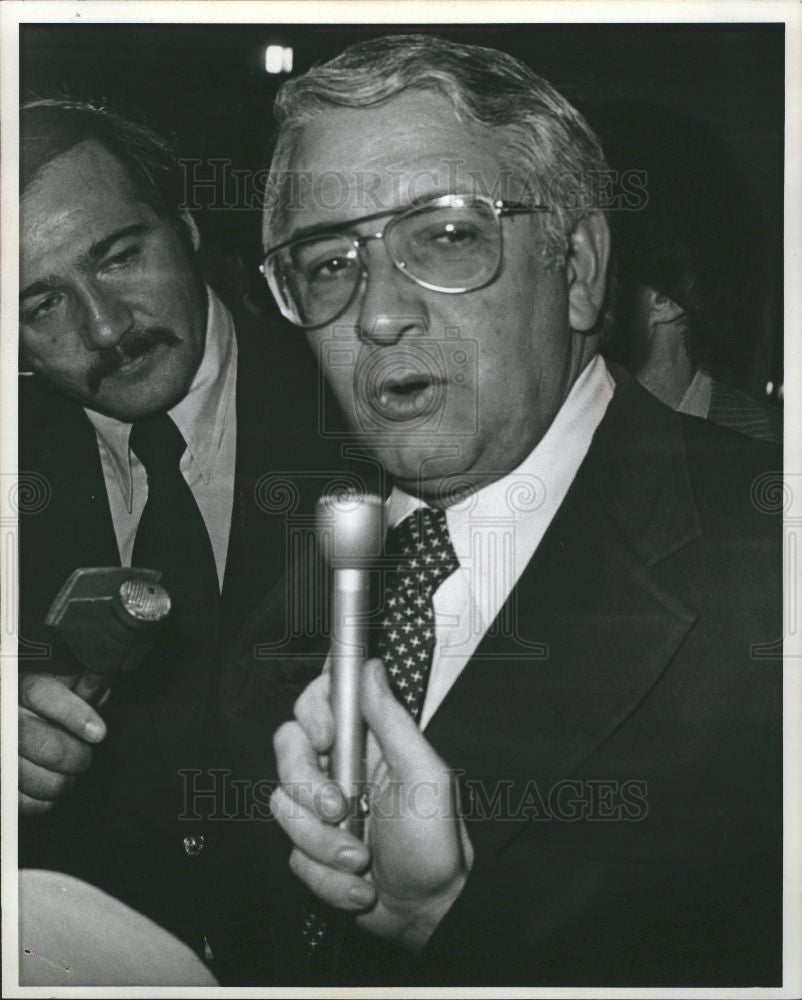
[262,33,609,270]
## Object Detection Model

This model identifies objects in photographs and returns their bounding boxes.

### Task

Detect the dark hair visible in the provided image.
[592,100,763,381]
[21,99,190,240]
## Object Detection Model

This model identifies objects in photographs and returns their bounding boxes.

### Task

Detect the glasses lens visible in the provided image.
[267,234,361,327]
[387,198,501,291]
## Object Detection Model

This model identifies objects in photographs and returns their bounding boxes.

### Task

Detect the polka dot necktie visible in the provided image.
[379,507,460,721]
[301,507,459,965]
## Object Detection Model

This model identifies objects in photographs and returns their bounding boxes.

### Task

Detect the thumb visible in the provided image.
[361,658,444,780]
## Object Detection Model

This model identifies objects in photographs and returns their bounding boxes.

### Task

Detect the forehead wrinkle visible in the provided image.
[281,105,514,241]
[21,144,163,288]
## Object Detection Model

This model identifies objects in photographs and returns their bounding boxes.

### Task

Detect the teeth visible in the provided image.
[371,374,440,419]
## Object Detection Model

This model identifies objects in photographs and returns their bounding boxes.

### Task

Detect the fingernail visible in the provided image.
[84,720,105,742]
[338,847,366,871]
[348,883,373,906]
[320,783,342,815]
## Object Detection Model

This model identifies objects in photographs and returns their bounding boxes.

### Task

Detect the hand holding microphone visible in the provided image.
[270,492,471,951]
[45,567,172,703]
[19,567,171,815]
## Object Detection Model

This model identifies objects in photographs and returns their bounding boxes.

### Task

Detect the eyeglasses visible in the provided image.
[260,193,549,329]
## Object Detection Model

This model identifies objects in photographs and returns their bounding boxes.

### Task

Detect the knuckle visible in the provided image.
[275,723,304,784]
[20,794,56,816]
[18,672,43,708]
[294,674,326,720]
[71,741,94,773]
[295,685,333,751]
[19,759,73,801]
[273,720,295,755]
[18,708,38,745]
[48,772,72,798]
[268,786,284,820]
[288,848,306,880]
[40,725,74,767]
[22,718,87,773]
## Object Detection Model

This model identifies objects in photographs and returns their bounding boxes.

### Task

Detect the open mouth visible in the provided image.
[115,351,152,376]
[369,371,445,422]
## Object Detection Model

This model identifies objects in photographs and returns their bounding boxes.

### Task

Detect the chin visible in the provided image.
[90,385,186,423]
[382,451,482,502]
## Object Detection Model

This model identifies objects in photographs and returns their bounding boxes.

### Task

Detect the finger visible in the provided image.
[19,791,58,817]
[19,673,106,743]
[19,709,94,774]
[72,672,110,705]
[19,756,77,802]
[289,847,377,912]
[270,785,369,872]
[361,658,445,777]
[294,673,334,754]
[274,720,345,821]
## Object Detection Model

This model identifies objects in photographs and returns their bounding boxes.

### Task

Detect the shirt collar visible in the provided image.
[677,368,712,419]
[84,285,237,508]
[387,354,615,561]
[169,285,237,484]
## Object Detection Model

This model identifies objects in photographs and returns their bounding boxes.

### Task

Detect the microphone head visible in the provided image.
[316,491,385,568]
[114,578,172,629]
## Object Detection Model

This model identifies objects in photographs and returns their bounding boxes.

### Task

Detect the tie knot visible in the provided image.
[387,507,459,578]
[130,412,187,477]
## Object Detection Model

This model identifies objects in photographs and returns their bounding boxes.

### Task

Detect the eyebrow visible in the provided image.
[278,209,399,248]
[271,187,472,252]
[20,224,150,302]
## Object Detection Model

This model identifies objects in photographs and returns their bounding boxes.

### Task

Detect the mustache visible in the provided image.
[87,327,181,394]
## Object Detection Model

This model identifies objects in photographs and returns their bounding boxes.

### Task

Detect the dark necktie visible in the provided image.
[301,507,459,966]
[378,507,460,721]
[130,412,220,666]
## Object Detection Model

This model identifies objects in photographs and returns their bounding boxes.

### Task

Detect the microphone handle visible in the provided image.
[71,671,109,705]
[330,567,370,836]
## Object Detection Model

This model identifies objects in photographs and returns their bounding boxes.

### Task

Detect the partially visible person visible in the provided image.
[595,100,781,443]
[19,870,219,986]
[17,99,348,980]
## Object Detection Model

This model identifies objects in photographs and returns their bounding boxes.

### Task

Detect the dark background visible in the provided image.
[20,22,785,396]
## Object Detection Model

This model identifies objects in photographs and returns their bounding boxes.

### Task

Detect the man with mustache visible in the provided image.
[17,99,336,978]
[223,34,783,986]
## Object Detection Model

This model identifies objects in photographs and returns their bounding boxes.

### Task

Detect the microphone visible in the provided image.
[316,492,385,833]
[45,567,172,704]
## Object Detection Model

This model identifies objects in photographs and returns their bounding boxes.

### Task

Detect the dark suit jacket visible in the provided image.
[221,369,782,987]
[17,320,353,978]
[708,377,782,445]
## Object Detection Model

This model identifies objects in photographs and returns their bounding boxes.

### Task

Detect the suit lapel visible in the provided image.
[221,323,346,643]
[423,373,701,855]
[19,380,120,658]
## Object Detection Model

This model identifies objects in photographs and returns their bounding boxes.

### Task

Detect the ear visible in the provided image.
[567,213,610,332]
[181,211,201,252]
[648,288,685,325]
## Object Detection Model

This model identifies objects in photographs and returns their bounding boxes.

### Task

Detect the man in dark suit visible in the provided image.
[17,100,345,979]
[221,35,782,986]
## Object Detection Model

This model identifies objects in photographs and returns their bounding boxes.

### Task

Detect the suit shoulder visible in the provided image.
[679,412,782,537]
[19,376,91,457]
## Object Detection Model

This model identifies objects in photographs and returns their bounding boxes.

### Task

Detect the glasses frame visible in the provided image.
[260,193,549,329]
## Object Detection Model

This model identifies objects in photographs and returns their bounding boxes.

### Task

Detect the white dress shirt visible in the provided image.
[84,286,238,588]
[387,354,615,727]
[677,368,713,419]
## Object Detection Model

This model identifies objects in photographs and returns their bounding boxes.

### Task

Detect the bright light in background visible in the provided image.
[265,45,293,74]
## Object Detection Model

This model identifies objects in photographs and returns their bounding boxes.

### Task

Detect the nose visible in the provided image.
[77,281,135,350]
[355,247,428,346]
